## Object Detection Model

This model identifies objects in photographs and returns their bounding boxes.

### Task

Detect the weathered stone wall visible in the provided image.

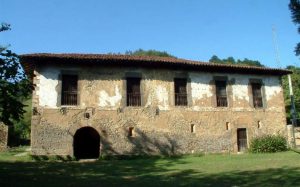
[30,65,287,155]
[294,127,300,148]
[0,122,8,152]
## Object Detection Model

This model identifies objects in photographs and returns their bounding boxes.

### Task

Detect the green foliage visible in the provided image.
[8,97,32,146]
[0,23,32,127]
[0,23,11,51]
[0,23,10,32]
[125,49,176,58]
[282,66,300,124]
[289,0,300,56]
[209,55,264,67]
[249,135,288,153]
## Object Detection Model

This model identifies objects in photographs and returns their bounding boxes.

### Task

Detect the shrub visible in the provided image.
[249,134,288,153]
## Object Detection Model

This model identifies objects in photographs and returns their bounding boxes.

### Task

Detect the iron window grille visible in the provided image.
[252,83,263,108]
[126,78,141,106]
[216,80,228,107]
[61,74,78,106]
[174,78,188,106]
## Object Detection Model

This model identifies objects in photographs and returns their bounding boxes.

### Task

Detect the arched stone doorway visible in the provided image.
[73,127,100,159]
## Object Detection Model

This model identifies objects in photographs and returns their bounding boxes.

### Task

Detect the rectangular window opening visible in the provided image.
[174,78,188,106]
[252,83,263,108]
[61,74,78,106]
[257,121,262,129]
[216,80,228,107]
[191,124,195,133]
[128,127,134,137]
[127,78,141,106]
[226,122,230,130]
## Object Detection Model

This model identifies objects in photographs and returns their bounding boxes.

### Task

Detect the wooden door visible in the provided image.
[237,128,247,152]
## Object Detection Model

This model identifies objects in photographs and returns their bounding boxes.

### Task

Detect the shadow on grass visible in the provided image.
[0,158,299,187]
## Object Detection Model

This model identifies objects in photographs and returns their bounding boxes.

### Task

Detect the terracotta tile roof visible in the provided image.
[20,53,291,78]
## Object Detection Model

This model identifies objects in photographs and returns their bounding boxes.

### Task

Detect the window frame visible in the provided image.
[215,80,228,107]
[174,78,188,106]
[126,77,142,107]
[251,82,264,108]
[60,74,79,106]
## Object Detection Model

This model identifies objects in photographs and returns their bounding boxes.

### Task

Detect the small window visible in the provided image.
[257,121,262,129]
[84,112,90,119]
[191,124,195,133]
[216,80,228,107]
[174,78,188,106]
[252,83,263,108]
[226,122,230,130]
[127,78,141,106]
[128,127,134,137]
[61,74,78,105]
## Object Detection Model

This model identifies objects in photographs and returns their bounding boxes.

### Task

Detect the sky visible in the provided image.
[1,0,300,68]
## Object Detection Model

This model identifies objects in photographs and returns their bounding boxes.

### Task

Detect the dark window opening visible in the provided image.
[257,121,261,129]
[175,78,188,106]
[252,83,263,108]
[73,127,100,159]
[61,74,78,105]
[216,80,228,107]
[127,78,141,106]
[191,124,195,133]
[226,122,230,130]
[128,127,134,137]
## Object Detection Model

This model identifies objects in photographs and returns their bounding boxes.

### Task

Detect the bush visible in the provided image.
[249,135,288,153]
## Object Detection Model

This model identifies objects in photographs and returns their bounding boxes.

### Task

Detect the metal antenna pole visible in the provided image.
[272,25,297,125]
[272,26,281,68]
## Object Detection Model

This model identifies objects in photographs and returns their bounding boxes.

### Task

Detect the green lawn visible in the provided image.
[0,148,300,187]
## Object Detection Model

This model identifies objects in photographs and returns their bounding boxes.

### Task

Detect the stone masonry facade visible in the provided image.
[0,122,8,152]
[29,63,287,156]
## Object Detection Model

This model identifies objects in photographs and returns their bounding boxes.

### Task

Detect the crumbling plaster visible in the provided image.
[36,67,60,108]
[35,67,283,110]
[31,65,287,156]
[99,85,122,108]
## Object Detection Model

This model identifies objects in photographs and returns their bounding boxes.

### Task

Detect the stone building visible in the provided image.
[20,53,291,159]
[0,122,8,152]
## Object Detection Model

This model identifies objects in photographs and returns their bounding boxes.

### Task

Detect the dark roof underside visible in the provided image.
[20,53,291,78]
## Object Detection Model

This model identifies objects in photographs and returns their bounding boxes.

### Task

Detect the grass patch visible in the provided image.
[0,148,300,186]
[0,146,32,162]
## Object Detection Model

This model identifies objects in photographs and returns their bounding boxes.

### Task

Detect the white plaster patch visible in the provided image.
[144,80,155,107]
[37,68,59,108]
[190,73,213,103]
[264,77,281,101]
[231,75,249,102]
[98,85,122,107]
[156,85,169,110]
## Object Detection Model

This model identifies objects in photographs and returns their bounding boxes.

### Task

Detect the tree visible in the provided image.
[209,55,264,67]
[236,58,263,67]
[289,0,300,56]
[209,55,223,64]
[225,57,235,64]
[125,49,176,58]
[0,23,10,32]
[0,23,31,127]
